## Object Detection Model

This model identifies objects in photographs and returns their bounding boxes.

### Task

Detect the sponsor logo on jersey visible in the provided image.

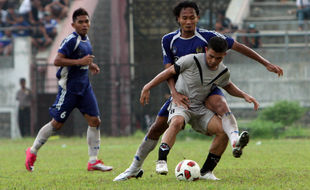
[172,46,177,55]
[78,49,83,57]
[196,46,203,53]
[80,65,89,70]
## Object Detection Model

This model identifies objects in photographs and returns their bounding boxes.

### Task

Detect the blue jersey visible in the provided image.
[57,31,92,95]
[161,28,234,65]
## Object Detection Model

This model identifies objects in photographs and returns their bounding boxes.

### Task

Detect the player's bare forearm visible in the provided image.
[231,41,283,77]
[223,82,259,110]
[140,65,176,105]
[54,53,94,67]
[89,63,100,75]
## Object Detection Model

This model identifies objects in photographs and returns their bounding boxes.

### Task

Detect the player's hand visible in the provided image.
[79,54,95,65]
[266,63,283,77]
[140,88,150,106]
[171,91,189,109]
[243,93,259,111]
[89,63,100,75]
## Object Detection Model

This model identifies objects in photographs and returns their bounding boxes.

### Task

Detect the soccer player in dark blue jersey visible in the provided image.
[25,8,113,173]
[114,1,283,181]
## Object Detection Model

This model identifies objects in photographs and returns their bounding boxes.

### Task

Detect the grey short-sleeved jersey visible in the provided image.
[174,53,231,108]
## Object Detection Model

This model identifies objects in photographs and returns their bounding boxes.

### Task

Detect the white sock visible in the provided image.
[31,122,56,155]
[87,126,100,164]
[222,112,239,149]
[129,136,158,171]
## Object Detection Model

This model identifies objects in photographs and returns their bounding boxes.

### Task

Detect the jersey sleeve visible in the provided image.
[218,69,231,88]
[58,36,76,57]
[200,29,235,49]
[162,35,174,66]
[175,54,195,74]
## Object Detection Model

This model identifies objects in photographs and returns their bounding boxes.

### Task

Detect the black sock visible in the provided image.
[158,143,170,161]
[200,152,221,174]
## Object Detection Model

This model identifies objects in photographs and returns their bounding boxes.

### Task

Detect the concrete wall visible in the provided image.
[0,37,32,138]
[223,49,310,109]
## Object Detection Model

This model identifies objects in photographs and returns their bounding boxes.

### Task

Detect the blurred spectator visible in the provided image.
[12,13,31,36]
[31,22,52,51]
[45,0,68,22]
[0,10,5,29]
[296,0,310,30]
[242,24,262,49]
[215,10,238,34]
[0,29,13,55]
[43,11,57,39]
[28,0,43,26]
[5,3,18,26]
[18,0,33,16]
[16,78,33,137]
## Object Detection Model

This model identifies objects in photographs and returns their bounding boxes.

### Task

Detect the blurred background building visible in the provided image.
[0,0,309,138]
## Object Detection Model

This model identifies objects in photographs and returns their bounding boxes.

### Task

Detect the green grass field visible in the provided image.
[0,136,309,190]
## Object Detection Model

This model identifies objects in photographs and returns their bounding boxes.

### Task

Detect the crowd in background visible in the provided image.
[0,0,70,55]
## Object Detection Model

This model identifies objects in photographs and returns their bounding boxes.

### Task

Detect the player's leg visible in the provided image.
[156,115,185,175]
[25,87,73,172]
[199,114,228,180]
[79,88,113,172]
[113,99,170,181]
[204,87,249,158]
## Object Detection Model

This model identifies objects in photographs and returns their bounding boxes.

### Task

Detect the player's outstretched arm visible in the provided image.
[140,65,176,106]
[223,82,259,110]
[231,41,283,77]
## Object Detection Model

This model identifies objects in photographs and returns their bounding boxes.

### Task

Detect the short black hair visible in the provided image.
[208,36,228,53]
[20,78,26,83]
[172,1,199,24]
[72,7,89,23]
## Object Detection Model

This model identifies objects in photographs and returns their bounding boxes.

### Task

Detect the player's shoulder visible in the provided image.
[64,32,78,43]
[219,62,229,72]
[162,29,180,41]
[196,28,227,39]
[59,32,78,49]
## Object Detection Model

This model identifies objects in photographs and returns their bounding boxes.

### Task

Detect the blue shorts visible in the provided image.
[157,87,225,117]
[49,86,100,123]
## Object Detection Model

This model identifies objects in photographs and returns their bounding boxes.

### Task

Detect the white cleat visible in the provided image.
[113,168,144,181]
[200,171,220,180]
[156,160,168,175]
[233,131,250,158]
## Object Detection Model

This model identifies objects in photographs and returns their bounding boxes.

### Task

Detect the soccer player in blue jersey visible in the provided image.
[113,1,283,181]
[25,8,113,173]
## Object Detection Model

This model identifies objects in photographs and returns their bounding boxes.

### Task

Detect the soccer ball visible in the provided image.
[175,160,200,181]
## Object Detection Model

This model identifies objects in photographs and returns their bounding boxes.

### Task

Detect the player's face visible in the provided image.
[72,15,90,37]
[177,7,199,36]
[205,47,227,70]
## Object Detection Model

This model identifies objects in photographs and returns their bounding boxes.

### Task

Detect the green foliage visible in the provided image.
[238,119,284,139]
[258,100,306,126]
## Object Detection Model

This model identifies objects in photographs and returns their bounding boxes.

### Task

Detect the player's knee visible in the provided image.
[51,119,64,130]
[209,99,229,116]
[89,117,101,127]
[169,119,184,132]
[148,120,168,139]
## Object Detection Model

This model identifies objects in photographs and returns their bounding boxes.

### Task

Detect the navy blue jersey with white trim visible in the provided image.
[56,31,92,95]
[161,28,234,65]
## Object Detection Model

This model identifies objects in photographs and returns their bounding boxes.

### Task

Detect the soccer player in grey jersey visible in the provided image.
[140,37,259,180]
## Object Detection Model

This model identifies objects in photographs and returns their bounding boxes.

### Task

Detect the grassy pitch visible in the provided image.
[0,136,309,189]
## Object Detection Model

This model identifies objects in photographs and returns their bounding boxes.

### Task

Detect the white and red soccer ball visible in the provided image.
[175,160,200,181]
